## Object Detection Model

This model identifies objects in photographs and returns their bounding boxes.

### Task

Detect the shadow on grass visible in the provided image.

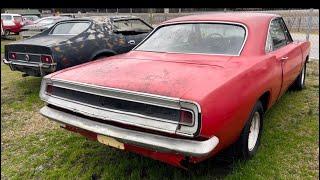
[1,76,42,109]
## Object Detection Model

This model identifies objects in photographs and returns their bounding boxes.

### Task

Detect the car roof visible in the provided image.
[163,12,279,25]
[59,15,141,24]
[161,12,282,56]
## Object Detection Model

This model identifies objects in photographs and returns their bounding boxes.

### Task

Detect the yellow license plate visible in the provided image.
[97,135,124,150]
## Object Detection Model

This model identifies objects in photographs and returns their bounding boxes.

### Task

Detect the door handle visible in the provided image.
[281,56,288,60]
[128,40,136,45]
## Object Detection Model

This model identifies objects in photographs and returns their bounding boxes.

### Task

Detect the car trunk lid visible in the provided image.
[50,51,232,98]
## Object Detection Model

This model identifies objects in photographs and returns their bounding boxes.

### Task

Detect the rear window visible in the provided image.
[1,15,12,20]
[51,21,90,35]
[113,19,152,32]
[136,23,246,55]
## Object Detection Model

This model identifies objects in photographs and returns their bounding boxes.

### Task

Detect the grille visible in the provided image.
[51,86,181,122]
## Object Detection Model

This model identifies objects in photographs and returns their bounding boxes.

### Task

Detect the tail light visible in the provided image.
[179,110,194,126]
[45,84,53,95]
[9,52,17,60]
[41,55,53,64]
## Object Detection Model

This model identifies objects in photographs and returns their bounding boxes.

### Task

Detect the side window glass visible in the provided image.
[269,19,287,50]
[279,18,293,43]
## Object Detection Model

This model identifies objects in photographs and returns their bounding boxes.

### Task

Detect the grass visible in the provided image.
[1,59,319,179]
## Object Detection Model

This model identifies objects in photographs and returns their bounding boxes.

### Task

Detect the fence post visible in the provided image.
[306,8,313,41]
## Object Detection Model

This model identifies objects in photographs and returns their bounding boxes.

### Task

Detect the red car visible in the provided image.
[39,13,310,168]
[1,14,24,35]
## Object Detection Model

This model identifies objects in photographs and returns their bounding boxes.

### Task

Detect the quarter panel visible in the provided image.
[181,55,282,154]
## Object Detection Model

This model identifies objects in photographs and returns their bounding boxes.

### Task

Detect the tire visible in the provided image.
[4,30,10,36]
[236,101,264,160]
[291,63,306,91]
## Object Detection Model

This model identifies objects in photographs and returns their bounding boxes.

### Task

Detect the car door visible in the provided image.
[268,18,303,97]
[112,19,153,51]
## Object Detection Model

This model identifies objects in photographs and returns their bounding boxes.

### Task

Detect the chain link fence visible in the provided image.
[78,9,319,60]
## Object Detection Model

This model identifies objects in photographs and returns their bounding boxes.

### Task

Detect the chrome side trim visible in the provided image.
[40,105,218,157]
[40,78,201,137]
[133,20,249,56]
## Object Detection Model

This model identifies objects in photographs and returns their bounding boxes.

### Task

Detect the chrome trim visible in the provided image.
[133,20,249,57]
[40,78,201,137]
[265,17,276,53]
[265,17,294,54]
[40,105,218,157]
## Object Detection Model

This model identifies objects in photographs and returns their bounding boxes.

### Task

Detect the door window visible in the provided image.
[269,19,288,50]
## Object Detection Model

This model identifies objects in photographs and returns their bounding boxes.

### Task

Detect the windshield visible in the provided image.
[51,21,90,35]
[1,15,12,20]
[135,23,246,55]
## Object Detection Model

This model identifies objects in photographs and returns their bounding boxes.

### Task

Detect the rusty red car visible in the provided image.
[39,13,311,168]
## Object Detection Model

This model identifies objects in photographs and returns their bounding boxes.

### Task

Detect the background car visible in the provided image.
[1,13,24,36]
[3,16,153,77]
[20,16,71,38]
[22,15,40,25]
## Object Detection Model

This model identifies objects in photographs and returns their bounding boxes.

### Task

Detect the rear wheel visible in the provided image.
[291,63,306,90]
[4,30,10,36]
[236,101,264,159]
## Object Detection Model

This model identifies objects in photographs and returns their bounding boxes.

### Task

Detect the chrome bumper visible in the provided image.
[40,105,219,157]
[3,58,56,76]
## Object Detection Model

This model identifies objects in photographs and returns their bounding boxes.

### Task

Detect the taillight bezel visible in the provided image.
[179,109,195,126]
[9,52,17,60]
[45,84,53,95]
[41,55,53,64]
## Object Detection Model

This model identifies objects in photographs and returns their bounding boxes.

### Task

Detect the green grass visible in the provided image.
[1,60,319,179]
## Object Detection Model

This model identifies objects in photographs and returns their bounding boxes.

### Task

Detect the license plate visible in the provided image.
[97,135,124,150]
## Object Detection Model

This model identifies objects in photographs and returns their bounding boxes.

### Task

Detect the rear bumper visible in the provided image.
[40,105,219,157]
[3,58,56,76]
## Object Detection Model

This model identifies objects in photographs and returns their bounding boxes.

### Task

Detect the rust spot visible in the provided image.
[118,38,126,45]
[54,47,61,52]
[62,57,70,66]
[107,42,114,48]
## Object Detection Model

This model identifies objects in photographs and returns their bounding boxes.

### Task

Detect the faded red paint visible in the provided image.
[47,13,311,166]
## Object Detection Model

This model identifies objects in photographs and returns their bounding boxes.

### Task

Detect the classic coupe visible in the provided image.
[39,13,310,168]
[3,16,153,77]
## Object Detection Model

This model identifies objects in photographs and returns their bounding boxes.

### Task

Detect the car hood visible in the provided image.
[50,51,244,100]
[12,35,74,47]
